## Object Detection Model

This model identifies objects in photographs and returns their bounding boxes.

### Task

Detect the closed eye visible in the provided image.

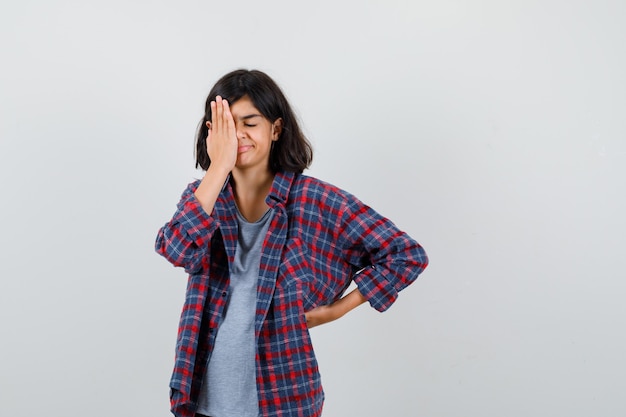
[239,113,262,126]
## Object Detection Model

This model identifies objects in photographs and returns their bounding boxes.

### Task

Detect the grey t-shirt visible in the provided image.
[196,208,273,417]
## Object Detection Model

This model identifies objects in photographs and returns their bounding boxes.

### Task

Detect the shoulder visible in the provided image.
[179,178,202,192]
[295,174,358,196]
[291,174,355,199]
[182,176,229,197]
[174,178,202,201]
[289,174,363,212]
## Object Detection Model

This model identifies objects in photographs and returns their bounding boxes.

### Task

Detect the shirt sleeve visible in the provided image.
[155,181,219,274]
[340,199,429,312]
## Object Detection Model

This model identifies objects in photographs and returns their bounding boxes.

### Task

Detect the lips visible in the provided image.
[238,145,253,153]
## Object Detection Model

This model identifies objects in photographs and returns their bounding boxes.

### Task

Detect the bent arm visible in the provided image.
[341,201,429,312]
[155,181,220,274]
[305,288,367,328]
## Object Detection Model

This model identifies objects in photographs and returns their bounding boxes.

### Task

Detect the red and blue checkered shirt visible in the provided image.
[155,171,428,417]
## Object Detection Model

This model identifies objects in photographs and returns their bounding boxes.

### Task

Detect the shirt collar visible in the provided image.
[219,170,296,208]
[266,171,296,207]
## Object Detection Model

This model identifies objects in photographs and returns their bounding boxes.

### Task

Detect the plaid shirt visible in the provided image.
[155,171,428,417]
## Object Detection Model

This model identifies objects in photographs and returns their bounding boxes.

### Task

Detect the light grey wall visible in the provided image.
[1,1,625,416]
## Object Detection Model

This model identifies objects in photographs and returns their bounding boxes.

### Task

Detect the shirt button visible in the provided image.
[222,292,227,297]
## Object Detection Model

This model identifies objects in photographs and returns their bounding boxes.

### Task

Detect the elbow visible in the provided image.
[155,229,174,260]
[400,244,428,288]
[416,244,429,272]
[405,242,428,276]
[154,229,198,272]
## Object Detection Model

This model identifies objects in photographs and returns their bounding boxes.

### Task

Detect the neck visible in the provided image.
[231,165,274,193]
[231,166,275,222]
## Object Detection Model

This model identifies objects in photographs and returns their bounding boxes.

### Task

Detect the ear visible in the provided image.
[205,121,212,130]
[272,118,283,140]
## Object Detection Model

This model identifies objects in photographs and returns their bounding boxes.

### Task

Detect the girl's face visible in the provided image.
[229,96,281,173]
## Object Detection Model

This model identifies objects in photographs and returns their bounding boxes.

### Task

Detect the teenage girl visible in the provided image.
[155,69,428,417]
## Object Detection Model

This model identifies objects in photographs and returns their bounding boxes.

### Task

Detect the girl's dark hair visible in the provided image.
[195,69,313,173]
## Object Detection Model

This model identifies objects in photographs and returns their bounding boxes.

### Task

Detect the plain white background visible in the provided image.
[1,1,625,416]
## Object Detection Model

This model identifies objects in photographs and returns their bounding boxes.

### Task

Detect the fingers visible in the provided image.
[212,96,221,131]
[222,99,236,131]
[210,96,235,133]
[205,96,238,172]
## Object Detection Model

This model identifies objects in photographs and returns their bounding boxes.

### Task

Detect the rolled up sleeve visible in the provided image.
[341,201,428,312]
[155,181,219,274]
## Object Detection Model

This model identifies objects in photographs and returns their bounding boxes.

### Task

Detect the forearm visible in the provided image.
[334,287,367,317]
[194,164,230,215]
[194,95,237,215]
[305,287,367,328]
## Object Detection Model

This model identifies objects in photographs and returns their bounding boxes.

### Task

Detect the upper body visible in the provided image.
[154,69,428,417]
[155,171,428,417]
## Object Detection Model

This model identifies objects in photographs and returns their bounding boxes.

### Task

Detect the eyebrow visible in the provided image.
[238,114,262,121]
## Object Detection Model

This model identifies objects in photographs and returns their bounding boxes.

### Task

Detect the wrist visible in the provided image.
[207,163,231,179]
[340,288,367,315]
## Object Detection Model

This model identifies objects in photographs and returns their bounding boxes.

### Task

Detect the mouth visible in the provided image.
[238,145,253,153]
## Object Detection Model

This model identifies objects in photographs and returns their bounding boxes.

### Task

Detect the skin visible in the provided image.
[194,95,366,328]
